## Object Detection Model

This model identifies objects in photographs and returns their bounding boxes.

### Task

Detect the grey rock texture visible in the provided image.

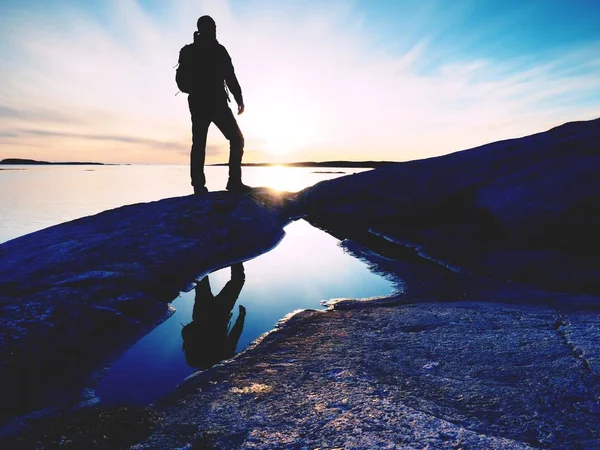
[136,300,600,449]
[296,118,600,295]
[0,190,289,421]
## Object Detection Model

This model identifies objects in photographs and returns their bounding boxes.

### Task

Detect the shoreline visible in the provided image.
[0,190,292,426]
[1,158,392,168]
[209,160,395,168]
[133,229,600,449]
[6,228,600,448]
[0,158,110,165]
[2,118,600,448]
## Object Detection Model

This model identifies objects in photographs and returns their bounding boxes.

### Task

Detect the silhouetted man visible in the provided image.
[178,15,251,194]
[181,263,246,369]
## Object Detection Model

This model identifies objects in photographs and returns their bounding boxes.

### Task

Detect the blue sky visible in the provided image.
[0,0,599,164]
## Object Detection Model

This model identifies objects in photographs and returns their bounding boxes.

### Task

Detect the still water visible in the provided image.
[94,219,397,405]
[0,164,359,244]
[1,164,399,406]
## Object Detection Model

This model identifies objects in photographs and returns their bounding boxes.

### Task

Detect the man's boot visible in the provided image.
[226,179,253,193]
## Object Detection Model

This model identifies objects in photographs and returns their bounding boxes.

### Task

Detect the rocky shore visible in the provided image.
[1,119,599,448]
[135,300,600,449]
[0,190,290,423]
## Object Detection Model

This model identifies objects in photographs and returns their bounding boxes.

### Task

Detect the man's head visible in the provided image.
[197,15,216,39]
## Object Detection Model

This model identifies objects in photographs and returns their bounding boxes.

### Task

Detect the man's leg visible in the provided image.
[212,104,245,188]
[188,96,211,191]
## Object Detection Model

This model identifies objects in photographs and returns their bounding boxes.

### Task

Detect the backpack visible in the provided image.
[175,42,229,99]
[175,44,198,94]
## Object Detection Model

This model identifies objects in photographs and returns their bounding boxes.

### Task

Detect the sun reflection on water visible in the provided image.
[253,165,311,192]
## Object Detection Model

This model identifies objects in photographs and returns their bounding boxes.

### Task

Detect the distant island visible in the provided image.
[1,158,394,168]
[0,158,107,166]
[209,161,396,168]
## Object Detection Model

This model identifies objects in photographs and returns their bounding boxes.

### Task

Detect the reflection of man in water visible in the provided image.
[182,263,246,369]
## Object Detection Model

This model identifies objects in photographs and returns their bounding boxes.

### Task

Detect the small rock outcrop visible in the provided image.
[297,118,600,295]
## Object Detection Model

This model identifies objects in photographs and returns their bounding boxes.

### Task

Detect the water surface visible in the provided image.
[0,164,365,243]
[94,219,398,405]
[1,164,399,407]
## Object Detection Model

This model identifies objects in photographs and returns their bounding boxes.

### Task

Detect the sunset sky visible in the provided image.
[1,0,599,164]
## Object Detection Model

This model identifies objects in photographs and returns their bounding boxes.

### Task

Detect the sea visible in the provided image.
[0,164,399,406]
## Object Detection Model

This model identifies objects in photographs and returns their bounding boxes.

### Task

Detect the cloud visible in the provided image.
[0,104,83,124]
[12,128,188,152]
[0,105,23,118]
[0,0,598,163]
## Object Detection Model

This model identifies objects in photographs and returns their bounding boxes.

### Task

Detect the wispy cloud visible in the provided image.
[0,104,84,124]
[14,128,188,152]
[0,0,598,163]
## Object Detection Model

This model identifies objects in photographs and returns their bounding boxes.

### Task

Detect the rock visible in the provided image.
[3,118,600,449]
[296,118,600,295]
[134,300,600,449]
[0,190,289,421]
[2,406,157,449]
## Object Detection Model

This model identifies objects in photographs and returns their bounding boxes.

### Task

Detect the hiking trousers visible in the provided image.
[188,95,244,188]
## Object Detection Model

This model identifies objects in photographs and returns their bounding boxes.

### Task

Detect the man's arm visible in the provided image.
[221,47,244,114]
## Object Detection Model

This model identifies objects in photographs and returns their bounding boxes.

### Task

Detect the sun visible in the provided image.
[245,93,320,157]
[263,107,318,156]
[265,131,294,155]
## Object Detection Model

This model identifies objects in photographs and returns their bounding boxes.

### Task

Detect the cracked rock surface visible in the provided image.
[137,301,600,449]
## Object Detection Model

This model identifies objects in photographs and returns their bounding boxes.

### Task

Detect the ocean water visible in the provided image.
[0,164,399,406]
[0,164,361,244]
